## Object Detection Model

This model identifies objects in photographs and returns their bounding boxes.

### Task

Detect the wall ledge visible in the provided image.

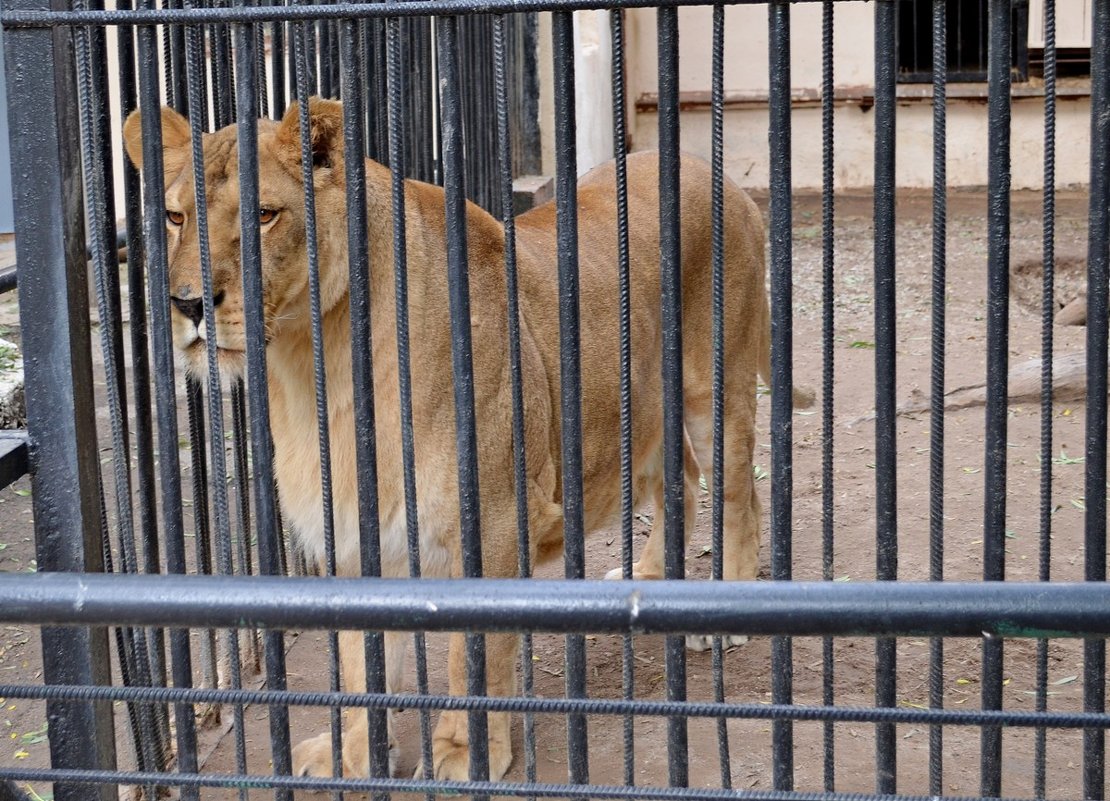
[635,78,1092,112]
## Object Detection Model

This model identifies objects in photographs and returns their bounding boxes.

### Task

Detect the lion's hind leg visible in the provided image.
[683,386,759,652]
[603,431,700,582]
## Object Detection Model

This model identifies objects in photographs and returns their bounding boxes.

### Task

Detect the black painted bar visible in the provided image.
[928,0,947,796]
[552,9,589,787]
[3,0,117,793]
[767,0,793,791]
[872,0,898,793]
[3,575,1110,638]
[1084,1,1110,798]
[980,0,1012,794]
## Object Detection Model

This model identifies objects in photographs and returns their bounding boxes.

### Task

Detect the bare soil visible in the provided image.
[0,188,1104,800]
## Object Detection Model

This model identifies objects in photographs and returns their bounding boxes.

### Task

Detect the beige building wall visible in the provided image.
[618,2,1089,190]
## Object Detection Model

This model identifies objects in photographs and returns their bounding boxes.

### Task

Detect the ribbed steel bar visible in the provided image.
[133,11,200,797]
[385,11,435,789]
[1035,0,1058,797]
[4,0,863,28]
[290,18,345,792]
[768,0,794,790]
[493,12,538,797]
[339,13,391,792]
[710,1,732,789]
[0,766,1089,801]
[819,0,835,790]
[609,7,636,788]
[6,682,1110,728]
[928,0,947,795]
[182,12,249,794]
[872,0,898,792]
[232,11,293,797]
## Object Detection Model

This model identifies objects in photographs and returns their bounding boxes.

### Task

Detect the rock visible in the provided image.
[1055,295,1088,326]
[0,336,26,429]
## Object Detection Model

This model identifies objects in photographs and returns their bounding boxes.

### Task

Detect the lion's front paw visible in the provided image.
[603,563,662,581]
[415,736,512,782]
[685,633,749,652]
[292,732,338,779]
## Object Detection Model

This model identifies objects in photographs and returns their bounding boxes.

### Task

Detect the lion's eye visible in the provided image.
[259,208,278,225]
[166,210,185,226]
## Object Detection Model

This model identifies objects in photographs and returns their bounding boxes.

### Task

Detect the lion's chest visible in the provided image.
[266,354,453,579]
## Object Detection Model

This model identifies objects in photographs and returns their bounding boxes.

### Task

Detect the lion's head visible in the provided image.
[123,98,350,381]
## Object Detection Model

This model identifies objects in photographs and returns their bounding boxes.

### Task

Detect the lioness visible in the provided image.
[124,97,792,782]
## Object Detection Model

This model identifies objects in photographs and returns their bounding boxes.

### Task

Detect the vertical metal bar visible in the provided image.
[385,14,435,791]
[552,10,589,787]
[73,11,162,794]
[182,15,250,797]
[320,16,334,97]
[710,4,732,790]
[1034,0,1057,796]
[229,380,260,672]
[135,15,200,799]
[169,0,188,112]
[980,0,1012,795]
[608,8,636,789]
[272,18,286,118]
[211,13,234,128]
[928,0,947,796]
[255,21,268,118]
[4,0,117,795]
[656,5,688,788]
[767,0,794,791]
[494,13,538,797]
[873,0,898,793]
[339,16,391,791]
[232,14,294,797]
[436,14,492,784]
[819,0,835,792]
[290,20,344,798]
[117,2,173,760]
[1084,2,1110,799]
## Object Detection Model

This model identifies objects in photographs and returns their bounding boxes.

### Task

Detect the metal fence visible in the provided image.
[0,0,1107,799]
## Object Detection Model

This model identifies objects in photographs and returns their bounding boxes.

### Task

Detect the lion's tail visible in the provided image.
[757,284,815,410]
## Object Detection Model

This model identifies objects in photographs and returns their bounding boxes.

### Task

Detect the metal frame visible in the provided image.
[0,0,1106,797]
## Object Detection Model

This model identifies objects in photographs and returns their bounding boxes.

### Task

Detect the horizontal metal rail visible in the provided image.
[0,431,28,489]
[2,681,1110,729]
[1,573,1109,637]
[0,266,16,295]
[2,0,855,28]
[0,766,1073,801]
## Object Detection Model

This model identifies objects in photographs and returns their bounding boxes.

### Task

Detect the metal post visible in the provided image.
[3,0,116,797]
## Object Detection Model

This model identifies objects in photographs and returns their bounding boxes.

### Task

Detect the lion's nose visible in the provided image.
[171,291,225,326]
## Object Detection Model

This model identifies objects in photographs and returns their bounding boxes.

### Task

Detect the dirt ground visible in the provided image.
[0,187,1105,800]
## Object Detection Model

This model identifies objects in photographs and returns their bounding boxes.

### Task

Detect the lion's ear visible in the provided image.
[123,106,192,176]
[274,97,344,176]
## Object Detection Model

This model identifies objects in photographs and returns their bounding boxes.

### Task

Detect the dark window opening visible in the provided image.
[897,0,1030,83]
[1028,47,1092,78]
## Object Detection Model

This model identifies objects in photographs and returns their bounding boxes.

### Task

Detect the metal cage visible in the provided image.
[0,0,1107,799]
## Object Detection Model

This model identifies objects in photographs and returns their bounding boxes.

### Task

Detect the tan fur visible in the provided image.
[123,97,785,782]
